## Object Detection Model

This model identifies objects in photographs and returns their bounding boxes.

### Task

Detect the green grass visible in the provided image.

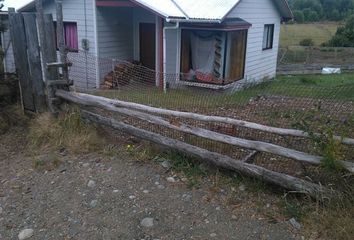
[280,22,340,47]
[94,73,354,111]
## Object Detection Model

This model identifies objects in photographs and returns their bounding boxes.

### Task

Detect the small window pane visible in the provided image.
[263,24,274,50]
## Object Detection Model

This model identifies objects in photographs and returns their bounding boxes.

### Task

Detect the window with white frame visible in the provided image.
[262,24,274,50]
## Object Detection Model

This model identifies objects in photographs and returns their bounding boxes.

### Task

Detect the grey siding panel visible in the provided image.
[96,7,134,81]
[165,28,178,76]
[227,0,281,82]
[43,0,97,89]
[2,30,16,73]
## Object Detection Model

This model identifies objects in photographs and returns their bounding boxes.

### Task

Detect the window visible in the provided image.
[54,22,78,52]
[262,24,274,50]
[180,29,247,84]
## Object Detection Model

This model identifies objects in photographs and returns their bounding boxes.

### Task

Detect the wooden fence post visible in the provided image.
[8,8,36,112]
[23,14,47,112]
[35,0,58,114]
[55,0,69,82]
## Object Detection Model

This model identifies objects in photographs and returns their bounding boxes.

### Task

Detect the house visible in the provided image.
[0,12,16,74]
[16,0,292,90]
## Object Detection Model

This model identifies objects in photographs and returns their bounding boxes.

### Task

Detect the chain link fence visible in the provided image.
[277,46,354,75]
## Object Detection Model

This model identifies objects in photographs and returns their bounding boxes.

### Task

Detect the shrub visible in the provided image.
[326,15,354,47]
[299,38,315,46]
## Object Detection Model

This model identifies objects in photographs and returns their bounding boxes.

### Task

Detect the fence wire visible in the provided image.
[278,46,354,75]
[68,50,354,191]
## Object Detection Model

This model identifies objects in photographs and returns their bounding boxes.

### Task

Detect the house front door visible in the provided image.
[139,23,156,70]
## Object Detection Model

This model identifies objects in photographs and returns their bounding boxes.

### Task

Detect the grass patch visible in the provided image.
[94,73,354,111]
[280,22,340,47]
[28,106,103,154]
[17,71,352,115]
[159,151,207,188]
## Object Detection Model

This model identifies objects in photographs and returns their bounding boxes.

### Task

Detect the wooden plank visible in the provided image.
[47,62,73,68]
[55,89,354,173]
[23,13,46,112]
[82,110,333,200]
[8,9,36,111]
[43,14,59,81]
[55,0,69,82]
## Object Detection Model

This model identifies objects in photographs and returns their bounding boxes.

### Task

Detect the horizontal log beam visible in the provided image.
[81,110,334,200]
[55,90,354,173]
[55,90,354,146]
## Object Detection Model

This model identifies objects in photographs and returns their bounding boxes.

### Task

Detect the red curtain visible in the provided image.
[64,22,78,50]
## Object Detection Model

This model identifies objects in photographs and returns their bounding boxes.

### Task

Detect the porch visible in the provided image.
[95,1,250,90]
[96,0,163,87]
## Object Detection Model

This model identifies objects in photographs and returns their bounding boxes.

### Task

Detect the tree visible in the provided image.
[326,15,354,47]
[293,10,305,23]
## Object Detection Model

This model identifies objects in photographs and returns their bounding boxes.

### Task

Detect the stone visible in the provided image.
[0,207,3,214]
[82,163,90,168]
[166,177,176,183]
[143,190,149,194]
[161,160,171,169]
[113,190,121,193]
[87,180,96,188]
[238,184,246,191]
[89,200,98,208]
[129,195,136,200]
[182,194,192,202]
[140,217,154,228]
[289,218,301,230]
[18,229,34,240]
[210,233,217,238]
[157,185,165,190]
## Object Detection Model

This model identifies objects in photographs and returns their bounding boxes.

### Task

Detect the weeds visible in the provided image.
[28,106,103,154]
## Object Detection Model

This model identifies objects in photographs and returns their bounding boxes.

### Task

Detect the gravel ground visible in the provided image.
[0,130,302,240]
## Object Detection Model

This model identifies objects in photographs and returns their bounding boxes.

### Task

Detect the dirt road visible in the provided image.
[0,130,300,240]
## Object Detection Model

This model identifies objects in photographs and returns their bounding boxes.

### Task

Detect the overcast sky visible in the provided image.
[3,0,32,10]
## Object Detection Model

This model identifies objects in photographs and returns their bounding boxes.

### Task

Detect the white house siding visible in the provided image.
[2,29,16,73]
[42,0,97,89]
[164,26,179,87]
[96,7,134,81]
[226,0,281,82]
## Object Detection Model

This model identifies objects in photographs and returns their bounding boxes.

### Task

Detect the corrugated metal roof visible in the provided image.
[133,0,240,21]
[132,0,184,18]
[173,0,240,20]
[19,0,293,20]
[133,0,292,21]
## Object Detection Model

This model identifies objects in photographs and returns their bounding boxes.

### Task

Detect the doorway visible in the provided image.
[139,23,156,70]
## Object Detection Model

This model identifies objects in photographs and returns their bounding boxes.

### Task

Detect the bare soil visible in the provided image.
[0,126,302,240]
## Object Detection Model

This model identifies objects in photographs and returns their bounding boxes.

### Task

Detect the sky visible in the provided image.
[3,0,32,10]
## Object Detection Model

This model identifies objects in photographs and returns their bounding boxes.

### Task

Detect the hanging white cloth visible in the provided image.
[190,32,216,75]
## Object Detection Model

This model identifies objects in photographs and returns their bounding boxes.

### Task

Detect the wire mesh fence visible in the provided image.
[67,50,354,192]
[277,46,354,75]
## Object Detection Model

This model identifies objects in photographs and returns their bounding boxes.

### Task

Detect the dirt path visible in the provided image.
[0,130,301,240]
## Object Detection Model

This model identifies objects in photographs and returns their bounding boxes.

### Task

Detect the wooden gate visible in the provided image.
[8,10,55,112]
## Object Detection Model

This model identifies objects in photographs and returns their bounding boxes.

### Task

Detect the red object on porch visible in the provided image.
[96,0,136,7]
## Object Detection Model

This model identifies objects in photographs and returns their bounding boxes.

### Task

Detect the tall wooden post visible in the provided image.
[35,0,57,114]
[56,0,69,82]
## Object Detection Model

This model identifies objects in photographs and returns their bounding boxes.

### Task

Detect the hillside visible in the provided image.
[280,22,340,47]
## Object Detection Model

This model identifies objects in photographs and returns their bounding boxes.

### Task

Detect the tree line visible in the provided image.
[288,0,354,22]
